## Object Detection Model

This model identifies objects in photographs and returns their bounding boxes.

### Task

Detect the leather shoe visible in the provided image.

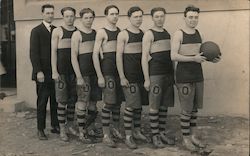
[38,130,48,140]
[51,127,60,134]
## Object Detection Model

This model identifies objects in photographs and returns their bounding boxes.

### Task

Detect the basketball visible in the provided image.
[200,41,221,61]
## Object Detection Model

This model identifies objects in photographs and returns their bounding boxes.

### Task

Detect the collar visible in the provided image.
[42,21,51,28]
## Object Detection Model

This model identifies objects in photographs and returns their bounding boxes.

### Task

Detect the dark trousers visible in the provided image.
[36,81,59,130]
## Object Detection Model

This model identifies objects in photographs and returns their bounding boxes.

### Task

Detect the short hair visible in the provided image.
[104,5,119,15]
[61,7,76,16]
[79,8,95,18]
[150,7,166,16]
[41,4,54,13]
[127,6,143,17]
[184,5,200,17]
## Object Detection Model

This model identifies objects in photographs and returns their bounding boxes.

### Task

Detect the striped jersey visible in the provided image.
[176,29,204,83]
[57,26,77,74]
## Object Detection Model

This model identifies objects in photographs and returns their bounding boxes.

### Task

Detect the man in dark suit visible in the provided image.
[30,4,59,140]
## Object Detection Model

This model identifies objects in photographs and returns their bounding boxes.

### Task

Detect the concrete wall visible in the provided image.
[14,0,249,117]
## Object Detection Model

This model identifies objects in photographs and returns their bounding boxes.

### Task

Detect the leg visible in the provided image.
[176,83,197,151]
[55,75,69,141]
[49,81,59,132]
[36,82,50,140]
[149,75,164,148]
[191,82,205,148]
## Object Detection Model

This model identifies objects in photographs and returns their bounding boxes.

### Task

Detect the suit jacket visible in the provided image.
[30,23,56,82]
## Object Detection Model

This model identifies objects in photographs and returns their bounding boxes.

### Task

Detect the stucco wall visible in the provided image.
[15,1,249,117]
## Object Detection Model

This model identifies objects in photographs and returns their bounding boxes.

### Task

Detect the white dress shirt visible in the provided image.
[43,21,52,32]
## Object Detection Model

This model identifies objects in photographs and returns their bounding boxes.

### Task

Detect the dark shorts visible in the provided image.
[149,74,174,110]
[176,81,204,113]
[123,82,149,109]
[55,74,77,105]
[76,75,102,102]
[103,75,125,105]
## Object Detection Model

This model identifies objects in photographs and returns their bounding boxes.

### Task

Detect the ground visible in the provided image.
[0,108,249,156]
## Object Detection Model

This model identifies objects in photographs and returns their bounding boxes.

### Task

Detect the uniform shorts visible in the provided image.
[149,74,174,110]
[103,75,124,105]
[123,82,149,109]
[176,81,204,113]
[76,75,102,102]
[55,74,77,105]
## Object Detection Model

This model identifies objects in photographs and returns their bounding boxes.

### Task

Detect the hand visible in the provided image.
[120,77,130,88]
[98,76,105,88]
[144,79,150,91]
[37,71,45,82]
[193,52,207,63]
[52,71,59,81]
[211,55,221,63]
[77,77,85,86]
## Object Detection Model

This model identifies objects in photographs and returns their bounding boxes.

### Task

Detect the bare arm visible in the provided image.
[51,28,60,80]
[142,31,153,91]
[116,31,129,87]
[170,30,206,63]
[93,29,105,88]
[71,31,83,80]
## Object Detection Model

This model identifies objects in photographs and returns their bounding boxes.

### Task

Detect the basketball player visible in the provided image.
[171,5,221,151]
[71,8,102,143]
[92,5,123,147]
[116,6,149,149]
[51,7,78,142]
[142,7,175,148]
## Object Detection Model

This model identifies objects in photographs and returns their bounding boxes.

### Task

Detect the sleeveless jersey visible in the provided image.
[57,26,77,74]
[101,28,120,76]
[123,29,144,83]
[149,29,174,76]
[176,29,204,83]
[78,29,96,76]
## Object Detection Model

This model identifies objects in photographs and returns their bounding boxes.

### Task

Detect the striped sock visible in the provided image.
[190,110,198,127]
[133,108,142,131]
[159,108,168,132]
[67,104,75,123]
[57,103,66,128]
[124,108,133,136]
[77,107,87,134]
[180,111,191,136]
[149,110,159,135]
[102,105,111,135]
[112,105,121,128]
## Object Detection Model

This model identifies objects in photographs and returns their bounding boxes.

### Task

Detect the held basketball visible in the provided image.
[200,41,221,61]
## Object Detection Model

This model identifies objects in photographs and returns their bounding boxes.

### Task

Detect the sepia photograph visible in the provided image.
[0,0,249,155]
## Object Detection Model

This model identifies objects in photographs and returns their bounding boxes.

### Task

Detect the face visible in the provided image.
[184,11,199,28]
[63,10,76,26]
[42,8,54,23]
[106,8,119,25]
[129,11,143,28]
[152,11,165,28]
[81,12,94,28]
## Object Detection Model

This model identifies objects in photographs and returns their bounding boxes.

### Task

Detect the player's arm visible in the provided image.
[51,28,60,80]
[93,29,105,88]
[142,31,153,91]
[171,30,206,63]
[71,31,85,85]
[116,31,129,87]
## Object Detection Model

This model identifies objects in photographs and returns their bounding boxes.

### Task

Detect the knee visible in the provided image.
[76,101,87,111]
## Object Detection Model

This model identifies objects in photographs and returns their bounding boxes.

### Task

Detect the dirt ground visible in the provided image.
[0,107,249,156]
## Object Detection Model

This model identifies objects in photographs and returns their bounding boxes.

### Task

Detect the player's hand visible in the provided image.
[144,79,150,91]
[52,71,60,81]
[121,77,130,88]
[77,77,85,86]
[193,52,207,63]
[211,55,221,63]
[98,76,105,88]
[37,71,45,82]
